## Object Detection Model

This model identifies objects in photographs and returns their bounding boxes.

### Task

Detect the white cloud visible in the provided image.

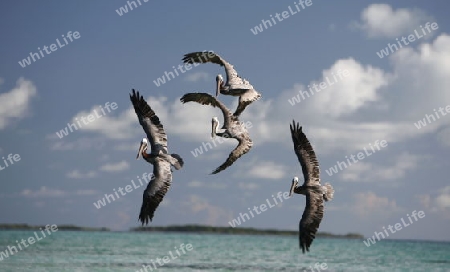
[352,4,434,38]
[99,161,130,172]
[353,192,401,217]
[182,195,233,225]
[184,72,209,82]
[58,35,450,160]
[71,105,135,139]
[418,186,450,217]
[20,187,98,198]
[49,137,105,151]
[238,182,259,190]
[21,186,66,198]
[187,180,227,189]
[340,152,421,182]
[243,160,288,180]
[0,77,37,129]
[66,170,98,179]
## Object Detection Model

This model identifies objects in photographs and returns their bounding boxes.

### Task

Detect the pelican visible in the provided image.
[130,89,184,225]
[180,92,252,174]
[288,120,334,253]
[182,51,261,116]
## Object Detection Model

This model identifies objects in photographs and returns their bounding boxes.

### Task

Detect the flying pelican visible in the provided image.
[130,89,184,225]
[182,51,261,117]
[288,120,334,253]
[180,92,252,174]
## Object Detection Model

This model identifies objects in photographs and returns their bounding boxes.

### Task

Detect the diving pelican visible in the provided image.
[288,120,334,253]
[130,89,184,225]
[182,51,261,117]
[180,92,252,174]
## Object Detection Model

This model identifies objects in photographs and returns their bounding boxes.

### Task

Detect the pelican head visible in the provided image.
[289,177,299,197]
[216,74,224,97]
[136,138,149,159]
[211,117,219,138]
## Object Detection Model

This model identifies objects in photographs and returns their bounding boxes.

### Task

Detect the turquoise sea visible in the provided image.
[0,231,449,272]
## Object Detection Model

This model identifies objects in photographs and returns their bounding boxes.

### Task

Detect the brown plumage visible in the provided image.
[130,89,183,225]
[289,120,334,253]
[182,51,261,116]
[180,92,253,174]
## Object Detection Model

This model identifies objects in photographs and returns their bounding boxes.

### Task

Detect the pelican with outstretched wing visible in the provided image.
[288,120,334,253]
[180,92,252,174]
[182,51,261,117]
[130,89,184,225]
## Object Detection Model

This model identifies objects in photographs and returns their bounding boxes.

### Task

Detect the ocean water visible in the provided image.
[0,231,449,272]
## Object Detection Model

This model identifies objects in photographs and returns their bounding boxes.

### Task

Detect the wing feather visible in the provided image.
[130,89,168,154]
[182,51,252,90]
[299,190,324,253]
[138,159,172,225]
[211,136,252,174]
[180,92,232,126]
[290,120,320,186]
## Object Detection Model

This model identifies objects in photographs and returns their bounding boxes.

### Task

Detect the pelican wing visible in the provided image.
[182,51,253,90]
[180,92,232,127]
[139,159,172,225]
[299,190,324,253]
[233,89,262,117]
[290,120,320,186]
[130,89,168,154]
[211,135,253,174]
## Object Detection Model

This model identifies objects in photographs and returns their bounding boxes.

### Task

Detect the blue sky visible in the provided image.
[1,0,450,241]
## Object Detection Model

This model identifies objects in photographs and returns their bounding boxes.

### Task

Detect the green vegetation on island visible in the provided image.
[0,224,109,232]
[130,224,364,239]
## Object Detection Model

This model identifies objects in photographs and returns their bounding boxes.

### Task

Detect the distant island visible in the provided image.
[0,224,109,232]
[0,224,363,239]
[131,224,364,239]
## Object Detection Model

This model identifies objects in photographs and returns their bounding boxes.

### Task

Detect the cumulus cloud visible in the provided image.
[352,3,434,39]
[240,160,288,180]
[184,72,209,82]
[21,186,66,198]
[353,191,401,217]
[182,195,233,225]
[57,34,450,160]
[340,152,421,183]
[0,77,37,129]
[418,186,450,218]
[99,161,130,172]
[187,180,227,189]
[66,170,98,179]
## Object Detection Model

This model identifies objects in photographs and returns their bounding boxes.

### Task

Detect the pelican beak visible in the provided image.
[211,118,218,138]
[136,142,146,159]
[215,75,221,97]
[289,179,298,197]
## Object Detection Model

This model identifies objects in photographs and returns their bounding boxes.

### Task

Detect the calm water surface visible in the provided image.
[0,231,449,272]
